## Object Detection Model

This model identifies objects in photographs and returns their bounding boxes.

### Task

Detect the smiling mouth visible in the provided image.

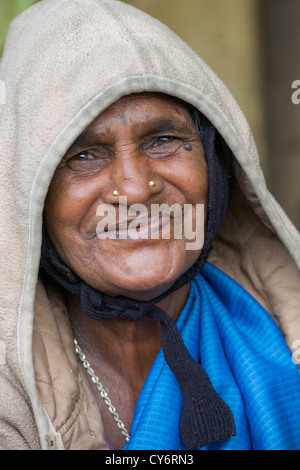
[97,212,175,241]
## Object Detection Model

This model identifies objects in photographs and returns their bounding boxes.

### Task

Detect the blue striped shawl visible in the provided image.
[123,262,300,450]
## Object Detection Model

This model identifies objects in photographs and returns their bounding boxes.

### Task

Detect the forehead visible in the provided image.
[87,92,192,131]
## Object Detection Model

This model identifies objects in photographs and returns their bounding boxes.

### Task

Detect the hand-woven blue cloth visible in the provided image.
[123,262,300,450]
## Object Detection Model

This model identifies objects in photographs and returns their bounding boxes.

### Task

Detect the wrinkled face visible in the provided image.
[44,93,208,301]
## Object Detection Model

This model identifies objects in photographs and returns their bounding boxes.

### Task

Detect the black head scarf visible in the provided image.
[40,110,235,449]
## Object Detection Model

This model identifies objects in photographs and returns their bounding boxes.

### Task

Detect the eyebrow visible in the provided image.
[142,118,196,136]
[66,130,102,153]
[66,117,196,154]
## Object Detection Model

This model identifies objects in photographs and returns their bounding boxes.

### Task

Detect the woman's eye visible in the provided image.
[76,151,94,160]
[154,136,175,146]
[66,149,109,172]
[68,151,96,163]
[144,136,183,159]
[67,151,94,168]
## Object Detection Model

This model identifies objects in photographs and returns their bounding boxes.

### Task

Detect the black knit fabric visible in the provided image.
[40,119,235,449]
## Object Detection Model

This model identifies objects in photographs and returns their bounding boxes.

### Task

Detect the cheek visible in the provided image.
[43,175,84,258]
[44,174,69,229]
[44,171,90,229]
[43,173,93,267]
[178,157,208,205]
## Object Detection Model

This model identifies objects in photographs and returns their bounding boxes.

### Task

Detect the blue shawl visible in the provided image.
[123,262,300,450]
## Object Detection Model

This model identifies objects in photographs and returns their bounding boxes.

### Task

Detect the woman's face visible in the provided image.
[44,93,208,300]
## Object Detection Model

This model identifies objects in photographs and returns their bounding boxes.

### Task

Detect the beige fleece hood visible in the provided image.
[0,0,299,450]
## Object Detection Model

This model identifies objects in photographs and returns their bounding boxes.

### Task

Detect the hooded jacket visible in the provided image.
[0,0,299,450]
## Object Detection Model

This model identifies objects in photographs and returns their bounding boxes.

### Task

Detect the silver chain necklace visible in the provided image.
[74,338,130,442]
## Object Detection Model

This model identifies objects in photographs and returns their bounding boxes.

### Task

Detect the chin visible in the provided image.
[97,264,187,301]
[76,240,199,300]
[112,282,175,302]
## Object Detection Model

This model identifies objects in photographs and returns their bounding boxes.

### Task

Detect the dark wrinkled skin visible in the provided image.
[44,93,208,449]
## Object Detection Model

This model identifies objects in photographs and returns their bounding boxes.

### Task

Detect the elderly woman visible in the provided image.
[0,0,300,451]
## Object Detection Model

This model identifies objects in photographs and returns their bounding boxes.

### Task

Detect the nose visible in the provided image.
[102,150,163,205]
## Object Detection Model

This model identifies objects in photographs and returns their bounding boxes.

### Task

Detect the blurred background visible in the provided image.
[1,0,299,229]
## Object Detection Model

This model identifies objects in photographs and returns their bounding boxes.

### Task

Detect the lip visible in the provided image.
[97,212,175,241]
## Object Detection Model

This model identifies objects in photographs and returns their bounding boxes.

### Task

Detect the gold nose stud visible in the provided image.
[113,181,155,195]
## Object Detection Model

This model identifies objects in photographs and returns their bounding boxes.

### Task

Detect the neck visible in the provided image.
[69,283,190,381]
[69,283,190,450]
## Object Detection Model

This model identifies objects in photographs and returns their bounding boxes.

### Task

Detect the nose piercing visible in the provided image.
[113,181,155,195]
